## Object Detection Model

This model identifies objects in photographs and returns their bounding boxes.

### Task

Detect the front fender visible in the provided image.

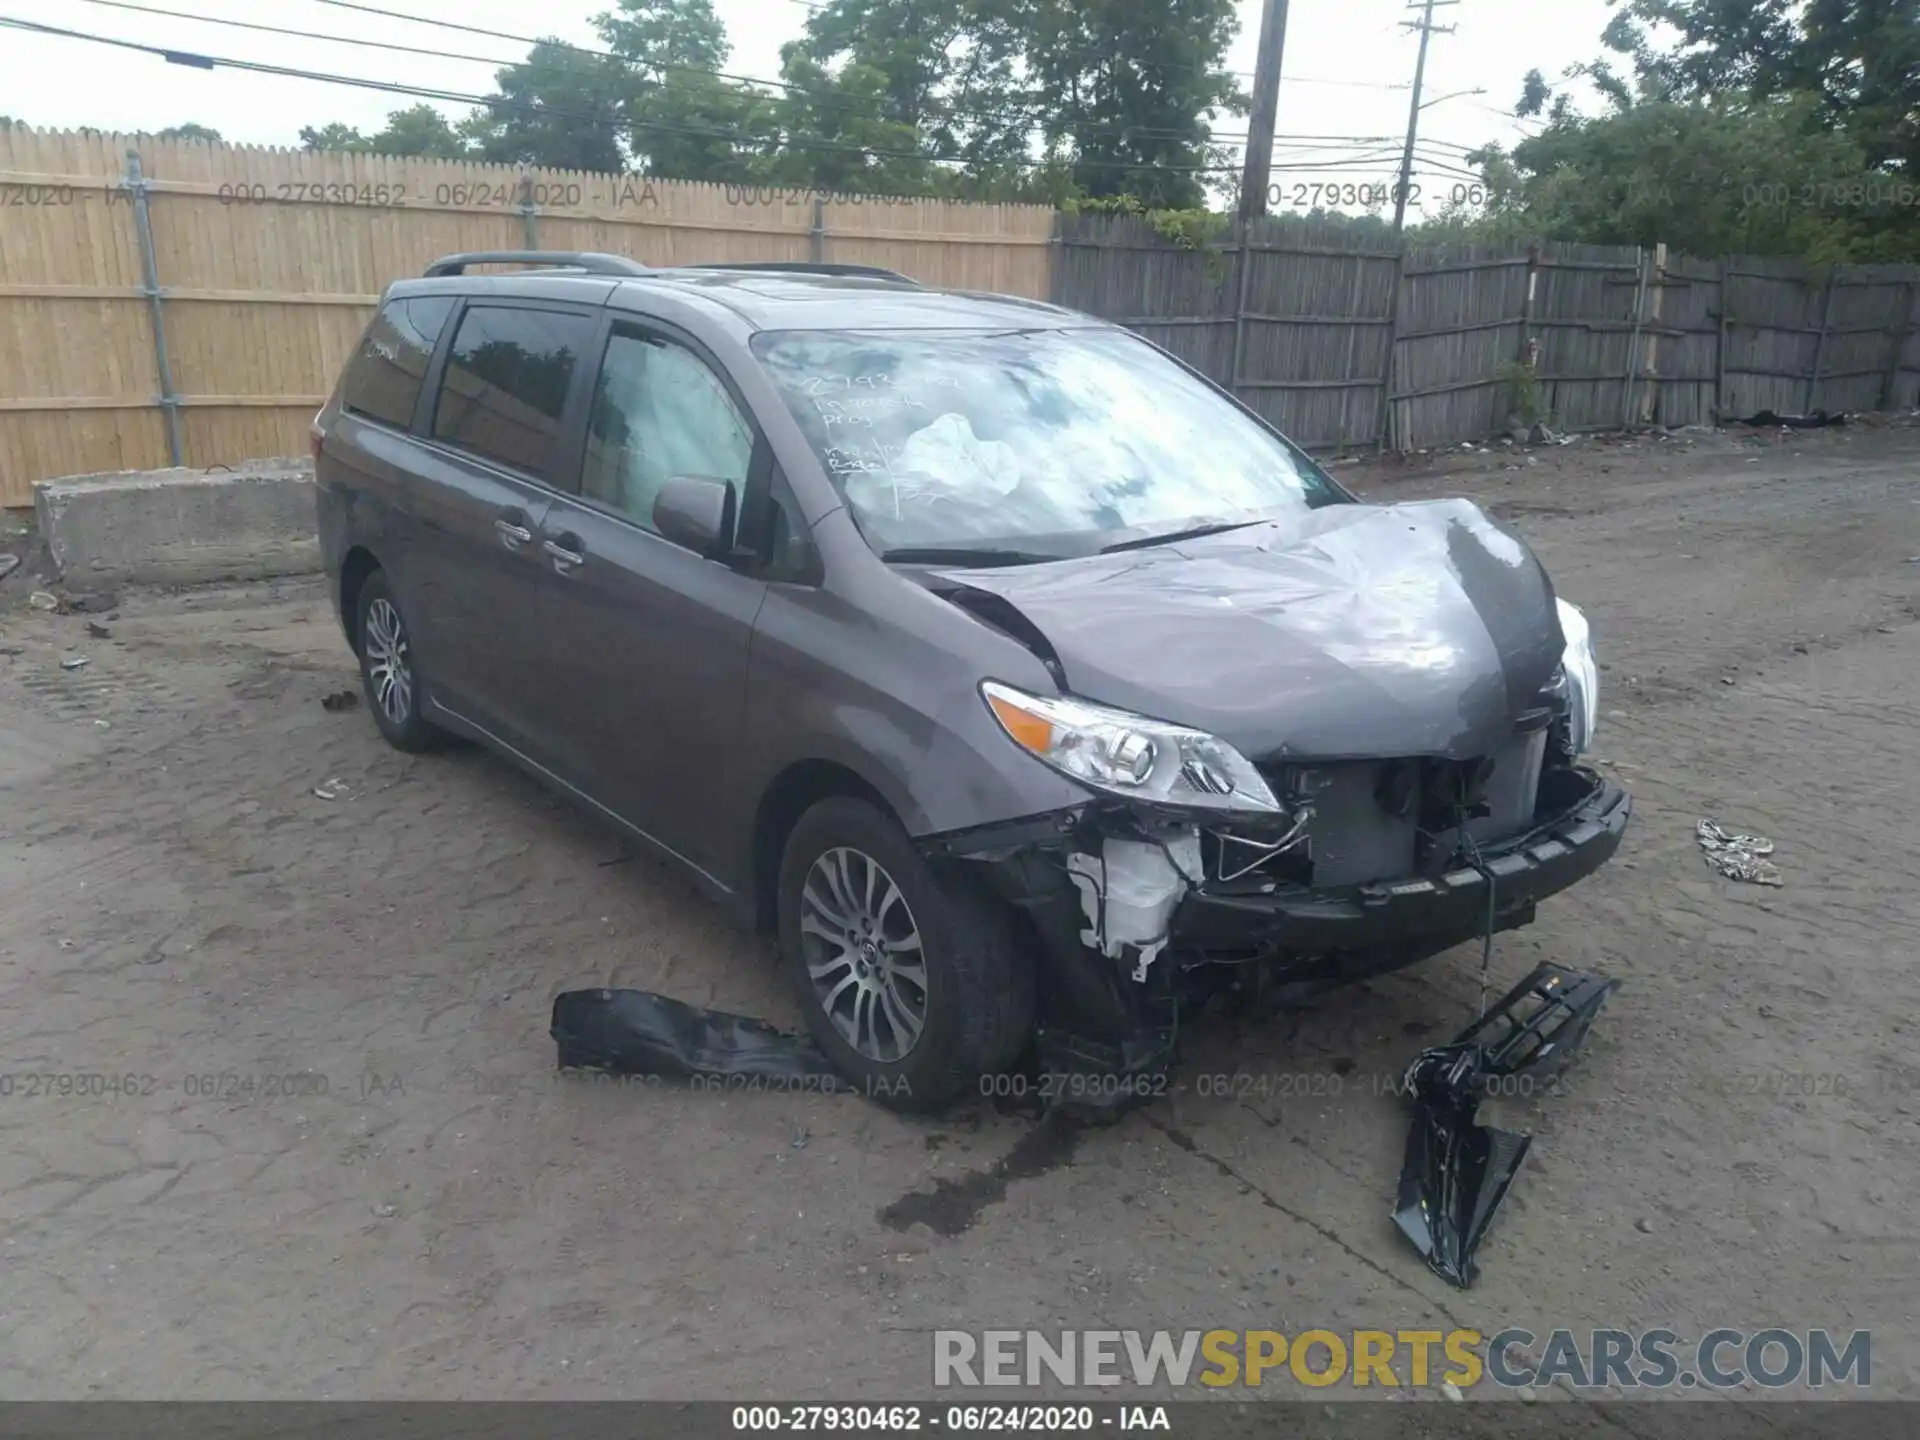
[733,559,1091,851]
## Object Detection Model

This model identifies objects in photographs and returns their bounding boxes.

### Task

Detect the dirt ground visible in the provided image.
[2,419,1917,1404]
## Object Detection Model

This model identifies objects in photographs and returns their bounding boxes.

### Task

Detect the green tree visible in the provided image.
[762,54,941,193]
[463,40,628,172]
[776,0,1030,182]
[368,104,471,159]
[1562,0,1920,172]
[1427,96,1914,261]
[597,0,780,181]
[300,107,474,159]
[1474,2,1920,260]
[460,5,777,179]
[298,121,370,152]
[155,122,223,143]
[1021,0,1245,209]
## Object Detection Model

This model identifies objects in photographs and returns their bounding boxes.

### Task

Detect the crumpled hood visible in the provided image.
[936,498,1566,761]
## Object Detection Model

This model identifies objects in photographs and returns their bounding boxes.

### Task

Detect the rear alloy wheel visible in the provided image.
[354,570,447,753]
[777,797,1034,1110]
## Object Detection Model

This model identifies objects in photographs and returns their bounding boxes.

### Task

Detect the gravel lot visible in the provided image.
[2,421,1917,1404]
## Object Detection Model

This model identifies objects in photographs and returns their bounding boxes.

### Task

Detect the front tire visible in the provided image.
[777,797,1034,1111]
[355,570,448,753]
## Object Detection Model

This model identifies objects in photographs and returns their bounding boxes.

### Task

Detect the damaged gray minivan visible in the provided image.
[315,252,1630,1109]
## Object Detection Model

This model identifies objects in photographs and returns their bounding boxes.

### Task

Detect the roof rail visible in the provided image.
[678,261,918,285]
[423,251,651,278]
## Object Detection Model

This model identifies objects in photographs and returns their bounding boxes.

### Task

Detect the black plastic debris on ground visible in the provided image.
[1741,408,1848,429]
[1392,964,1618,1289]
[552,988,849,1087]
[321,689,359,712]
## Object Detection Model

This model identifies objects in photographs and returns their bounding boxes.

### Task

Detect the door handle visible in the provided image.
[543,535,586,575]
[495,516,533,551]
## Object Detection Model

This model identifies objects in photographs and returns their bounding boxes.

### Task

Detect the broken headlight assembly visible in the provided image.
[1555,599,1599,756]
[981,680,1284,815]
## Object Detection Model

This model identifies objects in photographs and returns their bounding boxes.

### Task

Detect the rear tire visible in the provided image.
[355,569,449,753]
[777,797,1034,1111]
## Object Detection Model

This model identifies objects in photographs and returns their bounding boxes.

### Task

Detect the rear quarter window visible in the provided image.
[341,295,456,429]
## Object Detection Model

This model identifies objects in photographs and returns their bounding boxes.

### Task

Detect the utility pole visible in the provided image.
[1237,0,1292,219]
[1392,0,1459,233]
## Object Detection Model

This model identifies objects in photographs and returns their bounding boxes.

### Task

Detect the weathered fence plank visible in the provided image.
[0,130,1053,504]
[8,124,1920,503]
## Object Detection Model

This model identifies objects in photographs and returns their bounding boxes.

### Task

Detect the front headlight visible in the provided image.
[981,681,1283,814]
[1556,599,1599,756]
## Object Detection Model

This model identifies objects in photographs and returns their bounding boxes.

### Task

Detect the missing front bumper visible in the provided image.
[1172,773,1630,957]
[922,769,1630,1117]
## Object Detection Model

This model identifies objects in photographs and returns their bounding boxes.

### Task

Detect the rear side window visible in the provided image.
[431,305,595,479]
[341,295,456,429]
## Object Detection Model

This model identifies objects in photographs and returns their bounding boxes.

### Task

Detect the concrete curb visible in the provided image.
[33,459,320,586]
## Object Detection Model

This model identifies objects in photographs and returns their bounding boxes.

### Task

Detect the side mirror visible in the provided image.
[652,475,736,559]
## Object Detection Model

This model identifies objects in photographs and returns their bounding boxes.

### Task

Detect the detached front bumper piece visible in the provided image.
[1392,963,1621,1288]
[1172,774,1630,956]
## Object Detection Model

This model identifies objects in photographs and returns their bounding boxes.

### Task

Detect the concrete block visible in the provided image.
[33,458,319,586]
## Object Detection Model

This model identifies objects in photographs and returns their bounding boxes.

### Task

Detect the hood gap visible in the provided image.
[938,585,1070,689]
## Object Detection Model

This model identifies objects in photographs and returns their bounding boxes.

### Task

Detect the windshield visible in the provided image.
[751,327,1342,559]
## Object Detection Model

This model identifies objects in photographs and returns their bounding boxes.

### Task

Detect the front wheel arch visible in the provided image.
[750,759,898,934]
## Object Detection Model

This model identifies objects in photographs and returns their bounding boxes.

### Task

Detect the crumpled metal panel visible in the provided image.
[935,498,1564,762]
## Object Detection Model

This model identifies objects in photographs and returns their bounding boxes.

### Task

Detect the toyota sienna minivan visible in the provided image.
[314,251,1629,1108]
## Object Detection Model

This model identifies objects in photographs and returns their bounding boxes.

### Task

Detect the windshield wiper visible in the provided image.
[878,546,1062,568]
[1098,520,1265,554]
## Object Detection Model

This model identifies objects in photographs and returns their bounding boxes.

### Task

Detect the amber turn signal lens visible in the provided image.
[986,691,1054,754]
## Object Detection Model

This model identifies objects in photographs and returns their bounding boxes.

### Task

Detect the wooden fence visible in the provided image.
[1051,215,1920,453]
[6,127,1920,505]
[0,128,1053,506]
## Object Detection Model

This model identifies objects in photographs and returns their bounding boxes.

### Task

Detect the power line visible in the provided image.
[0,14,1022,169]
[5,13,1500,211]
[62,0,1478,162]
[0,11,1399,181]
[72,0,1390,153]
[74,0,520,68]
[780,0,1412,89]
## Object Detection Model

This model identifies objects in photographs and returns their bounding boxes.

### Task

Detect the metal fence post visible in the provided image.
[810,197,826,265]
[1517,243,1539,361]
[517,168,540,249]
[122,149,183,467]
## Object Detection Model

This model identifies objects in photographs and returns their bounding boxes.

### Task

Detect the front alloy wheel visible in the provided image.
[800,846,929,1063]
[777,797,1035,1111]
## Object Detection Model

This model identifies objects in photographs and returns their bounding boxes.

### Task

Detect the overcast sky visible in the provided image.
[0,0,1619,218]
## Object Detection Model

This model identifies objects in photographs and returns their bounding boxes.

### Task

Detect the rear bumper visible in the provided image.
[1173,772,1630,955]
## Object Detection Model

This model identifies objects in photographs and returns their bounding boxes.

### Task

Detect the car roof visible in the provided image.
[387,264,1095,334]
